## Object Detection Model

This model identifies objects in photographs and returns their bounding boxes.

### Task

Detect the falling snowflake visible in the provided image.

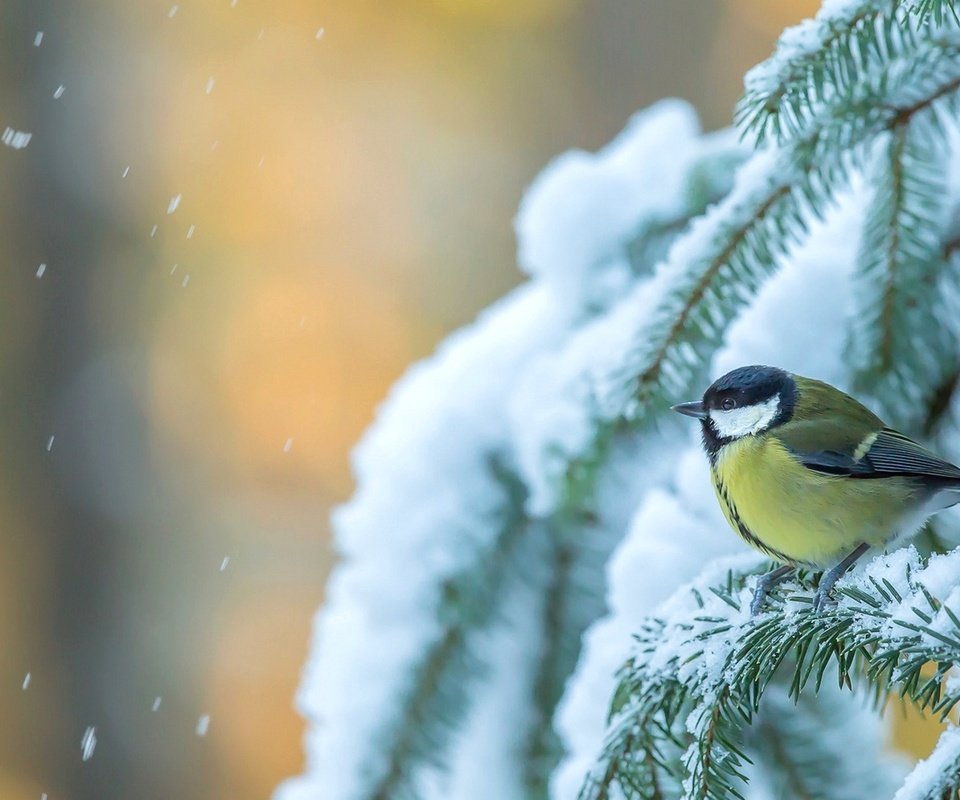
[81,726,97,761]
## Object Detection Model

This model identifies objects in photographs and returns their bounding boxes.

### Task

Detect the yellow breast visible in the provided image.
[710,435,918,567]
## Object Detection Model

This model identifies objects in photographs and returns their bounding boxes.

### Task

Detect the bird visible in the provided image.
[672,365,960,614]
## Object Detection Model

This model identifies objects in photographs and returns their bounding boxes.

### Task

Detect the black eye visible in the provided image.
[721,397,737,411]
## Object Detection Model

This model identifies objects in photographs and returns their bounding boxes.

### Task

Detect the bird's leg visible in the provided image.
[750,564,795,616]
[812,542,870,613]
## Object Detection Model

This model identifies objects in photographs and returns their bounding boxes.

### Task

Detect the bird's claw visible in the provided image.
[749,586,768,616]
[812,585,837,613]
[749,565,795,616]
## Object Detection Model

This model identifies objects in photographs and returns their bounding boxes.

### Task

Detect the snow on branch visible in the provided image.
[277,286,565,800]
[580,547,960,800]
[894,727,960,800]
[515,100,729,312]
[849,120,956,428]
[736,0,960,144]
[914,0,960,26]
[551,181,869,800]
[278,102,733,800]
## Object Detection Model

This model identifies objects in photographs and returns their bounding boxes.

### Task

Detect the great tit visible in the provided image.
[672,365,960,614]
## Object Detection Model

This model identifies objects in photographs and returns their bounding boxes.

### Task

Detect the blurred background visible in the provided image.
[3,1,911,798]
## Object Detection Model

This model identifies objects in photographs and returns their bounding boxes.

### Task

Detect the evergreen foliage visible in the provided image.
[365,463,532,800]
[580,550,960,800]
[849,120,955,429]
[580,2,960,797]
[282,2,960,799]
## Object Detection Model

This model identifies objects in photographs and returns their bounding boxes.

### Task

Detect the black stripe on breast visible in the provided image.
[714,476,799,565]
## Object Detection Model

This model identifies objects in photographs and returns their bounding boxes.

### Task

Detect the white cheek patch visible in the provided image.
[710,395,781,438]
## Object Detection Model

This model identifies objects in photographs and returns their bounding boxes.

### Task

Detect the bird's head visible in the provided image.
[672,365,798,451]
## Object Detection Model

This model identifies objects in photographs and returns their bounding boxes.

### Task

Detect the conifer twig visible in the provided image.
[581,549,960,800]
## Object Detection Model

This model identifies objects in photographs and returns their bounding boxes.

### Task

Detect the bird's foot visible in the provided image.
[750,564,794,616]
[811,542,870,614]
[749,586,770,616]
[812,584,837,613]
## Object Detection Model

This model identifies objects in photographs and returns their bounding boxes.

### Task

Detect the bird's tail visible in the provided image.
[935,483,960,510]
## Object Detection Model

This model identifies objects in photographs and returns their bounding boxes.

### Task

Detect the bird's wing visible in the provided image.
[787,427,960,482]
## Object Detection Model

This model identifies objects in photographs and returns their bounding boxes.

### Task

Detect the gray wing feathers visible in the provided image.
[792,428,960,482]
[866,430,960,480]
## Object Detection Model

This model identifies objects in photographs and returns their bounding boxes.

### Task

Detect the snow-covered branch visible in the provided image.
[581,548,960,800]
[278,103,741,800]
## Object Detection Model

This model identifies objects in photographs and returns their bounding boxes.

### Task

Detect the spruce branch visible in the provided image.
[746,683,901,800]
[524,534,579,799]
[849,119,954,428]
[736,0,960,145]
[365,463,531,800]
[616,42,960,433]
[580,549,960,800]
[913,0,960,26]
[525,35,960,792]
[518,144,815,792]
[625,147,748,275]
[737,0,910,144]
[523,516,619,798]
[596,53,960,444]
[893,727,960,800]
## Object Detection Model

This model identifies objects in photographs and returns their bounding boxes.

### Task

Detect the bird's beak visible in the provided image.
[671,401,708,419]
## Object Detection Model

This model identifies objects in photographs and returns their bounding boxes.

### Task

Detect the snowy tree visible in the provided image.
[277,1,960,798]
